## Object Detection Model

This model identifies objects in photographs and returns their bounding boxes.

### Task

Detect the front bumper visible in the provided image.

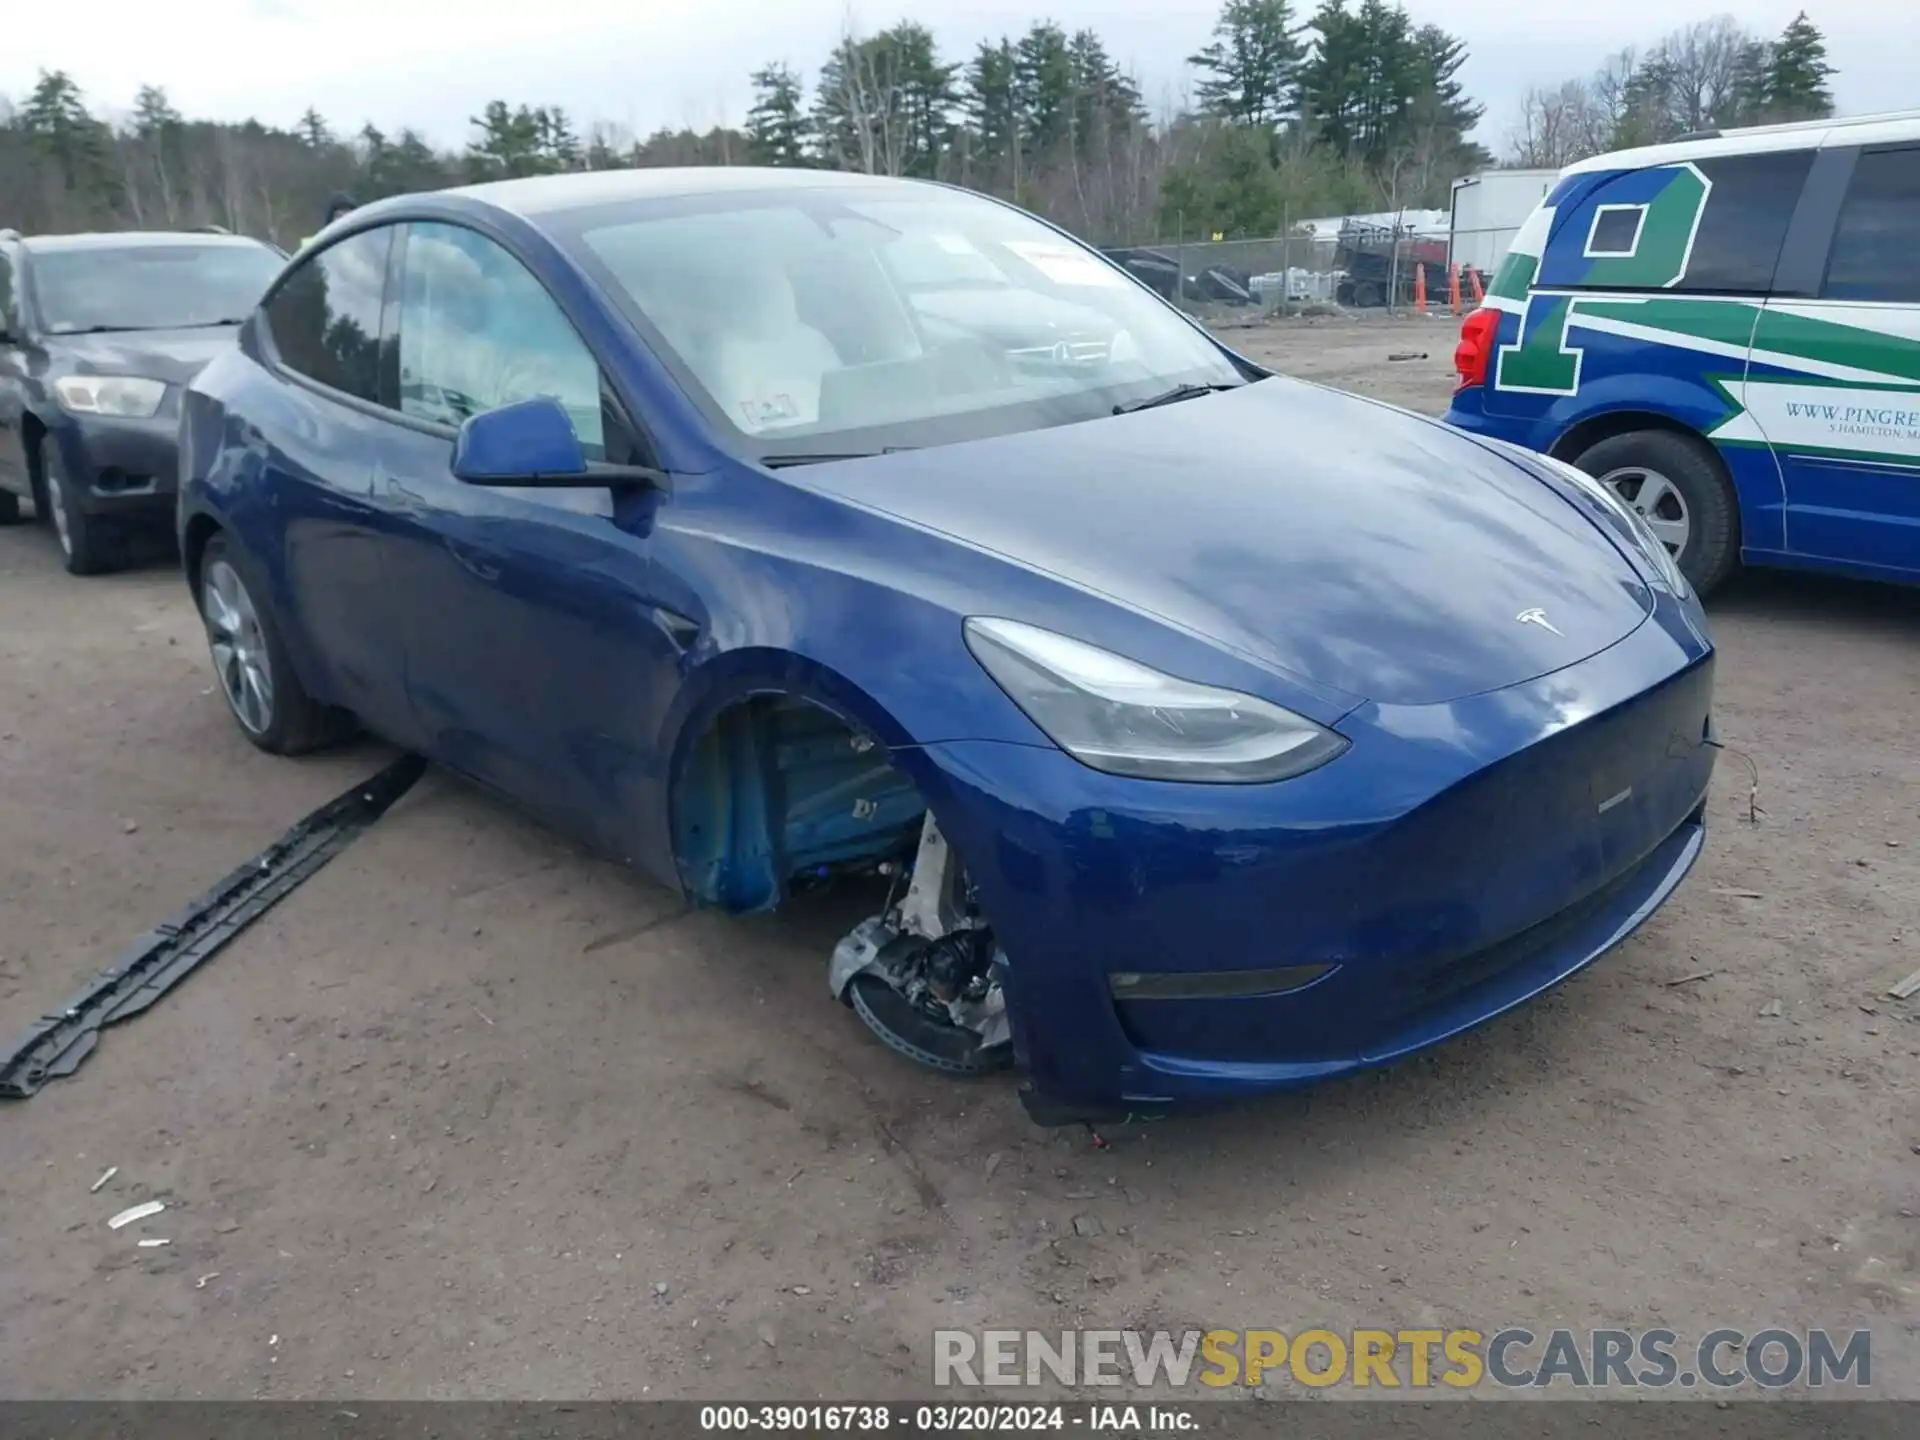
[909,595,1716,1115]
[50,412,180,518]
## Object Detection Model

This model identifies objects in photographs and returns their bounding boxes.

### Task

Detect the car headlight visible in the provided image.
[54,376,167,419]
[963,617,1349,784]
[1534,451,1690,599]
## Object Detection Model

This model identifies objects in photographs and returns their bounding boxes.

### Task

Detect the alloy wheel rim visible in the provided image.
[50,474,73,557]
[202,559,274,734]
[1597,465,1691,558]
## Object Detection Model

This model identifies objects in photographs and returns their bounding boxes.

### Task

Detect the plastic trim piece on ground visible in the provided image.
[0,753,427,1099]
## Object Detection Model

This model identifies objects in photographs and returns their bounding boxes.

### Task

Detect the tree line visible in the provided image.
[1,4,1839,253]
[1510,11,1835,168]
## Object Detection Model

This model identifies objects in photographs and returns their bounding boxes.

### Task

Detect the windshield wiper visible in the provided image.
[762,446,917,468]
[53,319,246,335]
[1112,381,1242,416]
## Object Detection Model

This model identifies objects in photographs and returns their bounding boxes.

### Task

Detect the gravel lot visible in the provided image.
[1,313,1916,1400]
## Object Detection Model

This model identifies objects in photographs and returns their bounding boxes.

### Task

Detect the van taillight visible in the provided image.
[1454,308,1500,390]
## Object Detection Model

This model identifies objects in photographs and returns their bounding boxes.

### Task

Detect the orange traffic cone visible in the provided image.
[1449,264,1463,315]
[1413,262,1428,314]
[1468,266,1485,304]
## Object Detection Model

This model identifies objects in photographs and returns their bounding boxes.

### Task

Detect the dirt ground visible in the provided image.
[2,313,1917,1401]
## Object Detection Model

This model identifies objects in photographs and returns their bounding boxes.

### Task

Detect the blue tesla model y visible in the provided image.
[178,168,1716,1122]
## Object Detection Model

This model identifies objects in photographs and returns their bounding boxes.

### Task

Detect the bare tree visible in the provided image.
[1509,80,1606,168]
[1658,17,1750,133]
[1588,49,1641,135]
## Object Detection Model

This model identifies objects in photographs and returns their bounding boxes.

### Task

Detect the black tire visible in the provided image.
[1572,428,1739,597]
[0,489,22,526]
[41,438,121,575]
[197,532,357,755]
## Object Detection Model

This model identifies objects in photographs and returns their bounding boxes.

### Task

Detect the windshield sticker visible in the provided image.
[1004,241,1122,288]
[738,393,802,430]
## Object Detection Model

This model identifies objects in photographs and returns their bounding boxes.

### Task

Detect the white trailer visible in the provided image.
[1448,169,1558,276]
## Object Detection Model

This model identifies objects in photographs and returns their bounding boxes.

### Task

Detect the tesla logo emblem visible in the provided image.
[1515,607,1564,636]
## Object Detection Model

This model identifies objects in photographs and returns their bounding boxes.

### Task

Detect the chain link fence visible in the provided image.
[1099,222,1522,319]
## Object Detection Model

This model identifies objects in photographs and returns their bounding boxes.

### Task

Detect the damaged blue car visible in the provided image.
[178,169,1716,1122]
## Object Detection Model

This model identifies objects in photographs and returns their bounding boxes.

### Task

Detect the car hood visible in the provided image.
[53,326,239,385]
[798,379,1654,708]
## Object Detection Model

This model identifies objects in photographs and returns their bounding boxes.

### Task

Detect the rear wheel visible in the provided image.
[41,439,120,575]
[0,490,22,526]
[1572,429,1739,596]
[198,533,356,755]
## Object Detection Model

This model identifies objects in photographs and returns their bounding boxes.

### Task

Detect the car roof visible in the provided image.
[20,230,273,254]
[444,165,942,219]
[1563,107,1920,176]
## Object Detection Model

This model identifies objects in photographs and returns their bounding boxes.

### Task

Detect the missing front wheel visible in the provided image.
[828,815,1012,1077]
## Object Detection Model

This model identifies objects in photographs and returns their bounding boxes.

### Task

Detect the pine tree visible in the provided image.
[1189,0,1306,127]
[1722,39,1773,127]
[466,100,546,180]
[1409,24,1481,140]
[130,85,182,139]
[298,106,331,150]
[536,107,582,171]
[1764,12,1834,121]
[746,64,810,166]
[1067,28,1144,159]
[962,39,1021,174]
[1614,51,1679,146]
[19,70,116,203]
[1014,23,1076,159]
[1299,0,1367,155]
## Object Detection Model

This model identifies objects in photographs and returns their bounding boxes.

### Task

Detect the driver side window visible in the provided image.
[396,222,605,458]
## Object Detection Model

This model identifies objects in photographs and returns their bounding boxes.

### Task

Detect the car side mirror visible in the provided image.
[451,398,589,486]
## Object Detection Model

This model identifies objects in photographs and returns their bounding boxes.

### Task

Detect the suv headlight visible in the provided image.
[55,375,167,419]
[963,617,1349,784]
[1535,451,1690,598]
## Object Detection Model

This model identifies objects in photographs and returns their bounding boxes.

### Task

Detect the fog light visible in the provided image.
[1109,964,1335,1001]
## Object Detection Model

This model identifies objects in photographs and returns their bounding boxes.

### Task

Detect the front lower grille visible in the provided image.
[1414,807,1697,1009]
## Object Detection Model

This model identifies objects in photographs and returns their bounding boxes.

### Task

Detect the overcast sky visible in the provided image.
[5,0,1905,158]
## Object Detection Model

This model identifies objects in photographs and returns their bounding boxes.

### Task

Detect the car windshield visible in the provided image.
[565,187,1245,455]
[32,243,283,334]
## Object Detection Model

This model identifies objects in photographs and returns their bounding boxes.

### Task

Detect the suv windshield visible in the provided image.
[31,243,282,334]
[564,186,1244,454]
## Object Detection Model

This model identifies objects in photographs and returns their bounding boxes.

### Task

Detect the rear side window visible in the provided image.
[1823,147,1920,303]
[262,228,394,402]
[1678,151,1814,292]
[1539,150,1813,295]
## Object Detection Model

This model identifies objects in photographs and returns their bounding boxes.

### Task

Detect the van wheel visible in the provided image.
[0,490,23,526]
[1572,429,1738,597]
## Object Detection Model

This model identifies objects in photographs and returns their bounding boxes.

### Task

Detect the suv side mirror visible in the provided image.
[452,398,589,485]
